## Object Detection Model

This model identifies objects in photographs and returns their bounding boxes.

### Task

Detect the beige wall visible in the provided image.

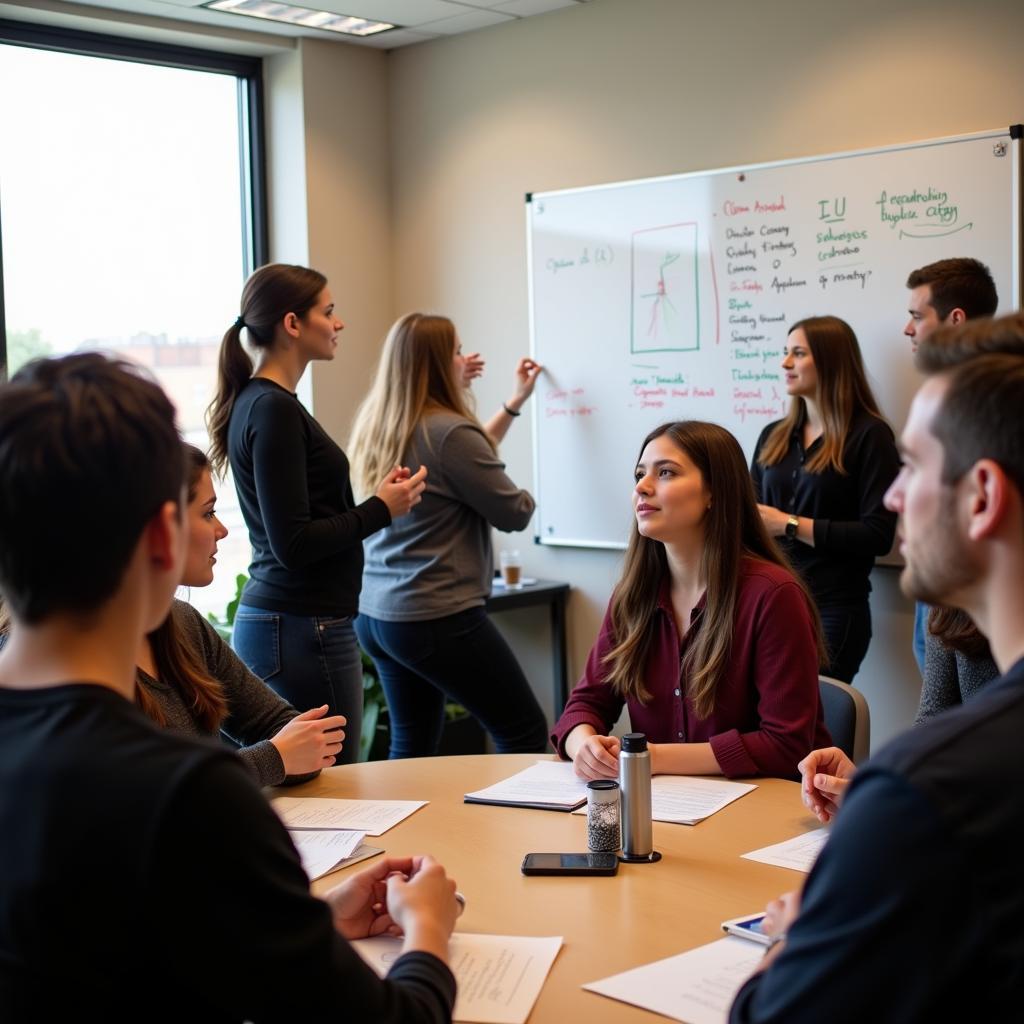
[386,0,1024,749]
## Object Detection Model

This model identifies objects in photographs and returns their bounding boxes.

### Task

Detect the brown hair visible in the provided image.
[349,312,492,498]
[603,421,823,718]
[0,354,183,624]
[135,444,228,732]
[915,311,1024,374]
[927,606,991,659]
[758,316,888,475]
[906,257,998,322]
[206,264,327,477]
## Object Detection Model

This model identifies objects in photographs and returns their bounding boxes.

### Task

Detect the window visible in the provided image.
[0,20,266,618]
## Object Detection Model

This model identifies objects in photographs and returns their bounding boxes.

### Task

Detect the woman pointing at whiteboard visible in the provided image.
[751,315,900,683]
[349,313,549,758]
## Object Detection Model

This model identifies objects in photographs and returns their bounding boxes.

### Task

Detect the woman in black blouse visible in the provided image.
[751,316,900,683]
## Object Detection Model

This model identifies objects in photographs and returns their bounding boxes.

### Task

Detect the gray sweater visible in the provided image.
[136,600,316,786]
[914,630,1000,724]
[359,411,535,622]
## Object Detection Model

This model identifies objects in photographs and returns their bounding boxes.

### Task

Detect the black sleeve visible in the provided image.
[249,391,391,570]
[149,757,455,1023]
[729,769,960,1023]
[749,422,775,503]
[811,418,899,557]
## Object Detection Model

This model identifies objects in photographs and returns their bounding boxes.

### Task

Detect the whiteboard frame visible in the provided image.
[527,126,1023,549]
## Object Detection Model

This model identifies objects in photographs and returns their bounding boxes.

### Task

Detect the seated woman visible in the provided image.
[552,421,831,781]
[135,444,345,785]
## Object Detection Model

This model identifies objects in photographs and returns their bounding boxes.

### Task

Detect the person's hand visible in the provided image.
[376,465,427,519]
[798,746,856,824]
[461,352,485,387]
[269,705,345,775]
[571,733,621,780]
[504,357,543,413]
[325,856,415,940]
[386,855,459,946]
[756,503,789,537]
[762,890,801,939]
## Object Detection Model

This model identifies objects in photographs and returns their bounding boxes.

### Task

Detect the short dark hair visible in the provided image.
[927,350,1024,498]
[906,258,998,321]
[915,311,1024,374]
[0,353,184,624]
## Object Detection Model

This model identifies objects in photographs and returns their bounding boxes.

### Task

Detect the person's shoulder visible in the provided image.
[754,418,785,449]
[739,556,799,592]
[850,411,896,444]
[868,662,1024,785]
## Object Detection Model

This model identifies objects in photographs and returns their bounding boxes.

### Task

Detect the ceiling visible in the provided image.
[17,0,592,49]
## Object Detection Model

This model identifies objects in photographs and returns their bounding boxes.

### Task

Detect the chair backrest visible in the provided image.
[819,676,871,764]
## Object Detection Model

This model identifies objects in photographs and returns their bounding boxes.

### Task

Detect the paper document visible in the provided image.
[741,828,829,873]
[272,797,426,836]
[464,760,589,811]
[583,936,761,1024]
[288,829,383,881]
[571,775,756,825]
[353,933,563,1024]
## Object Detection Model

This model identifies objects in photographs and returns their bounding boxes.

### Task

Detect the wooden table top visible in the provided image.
[283,754,819,1023]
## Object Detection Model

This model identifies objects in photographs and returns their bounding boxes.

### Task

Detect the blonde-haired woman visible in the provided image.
[350,313,548,758]
[552,420,830,781]
[752,315,900,683]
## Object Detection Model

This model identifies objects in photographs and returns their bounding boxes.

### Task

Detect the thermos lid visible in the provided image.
[621,732,648,752]
[587,779,619,790]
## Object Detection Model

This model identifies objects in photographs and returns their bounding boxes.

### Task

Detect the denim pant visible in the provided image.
[818,602,872,684]
[912,601,929,676]
[233,605,362,766]
[355,606,550,759]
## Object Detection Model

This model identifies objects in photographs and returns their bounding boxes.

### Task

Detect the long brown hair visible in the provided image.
[927,606,991,660]
[135,444,228,731]
[757,316,886,474]
[206,264,327,477]
[604,421,823,719]
[349,312,492,498]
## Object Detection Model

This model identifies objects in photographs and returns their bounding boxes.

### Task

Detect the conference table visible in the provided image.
[282,754,820,1023]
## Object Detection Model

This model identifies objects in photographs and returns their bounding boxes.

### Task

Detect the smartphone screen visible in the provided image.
[521,852,619,875]
[721,913,771,944]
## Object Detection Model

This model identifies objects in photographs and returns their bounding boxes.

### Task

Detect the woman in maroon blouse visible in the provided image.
[551,420,831,781]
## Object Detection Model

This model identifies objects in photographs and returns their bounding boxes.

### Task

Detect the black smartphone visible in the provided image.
[521,852,619,876]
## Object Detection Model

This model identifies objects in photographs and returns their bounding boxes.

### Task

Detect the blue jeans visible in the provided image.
[355,607,549,759]
[818,603,872,684]
[913,602,929,675]
[233,605,362,766]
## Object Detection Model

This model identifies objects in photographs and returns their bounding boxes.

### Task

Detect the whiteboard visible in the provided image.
[527,128,1022,548]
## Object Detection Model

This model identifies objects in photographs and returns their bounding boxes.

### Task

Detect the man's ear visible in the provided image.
[146,501,182,572]
[965,459,1011,542]
[946,307,968,327]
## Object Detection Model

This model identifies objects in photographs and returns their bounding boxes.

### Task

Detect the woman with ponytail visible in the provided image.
[136,445,345,784]
[207,265,426,761]
[349,313,548,758]
[552,421,829,782]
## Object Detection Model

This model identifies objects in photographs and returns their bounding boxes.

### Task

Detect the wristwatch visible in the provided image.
[784,515,800,540]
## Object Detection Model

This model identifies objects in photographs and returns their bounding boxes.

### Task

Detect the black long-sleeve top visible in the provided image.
[750,410,900,606]
[0,683,456,1023]
[228,378,390,616]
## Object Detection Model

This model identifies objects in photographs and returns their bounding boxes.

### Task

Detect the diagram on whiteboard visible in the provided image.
[631,221,700,353]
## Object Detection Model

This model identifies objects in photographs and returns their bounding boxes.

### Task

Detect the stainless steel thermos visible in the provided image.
[619,732,661,862]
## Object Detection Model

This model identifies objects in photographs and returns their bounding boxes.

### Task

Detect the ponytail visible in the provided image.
[205,263,327,478]
[207,322,253,478]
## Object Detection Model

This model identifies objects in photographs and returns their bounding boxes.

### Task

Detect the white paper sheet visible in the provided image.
[353,933,563,1024]
[272,797,427,836]
[464,760,589,810]
[570,775,756,825]
[583,936,761,1024]
[288,829,367,880]
[741,828,829,873]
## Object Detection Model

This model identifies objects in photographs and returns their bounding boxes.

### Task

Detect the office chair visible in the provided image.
[819,675,871,764]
